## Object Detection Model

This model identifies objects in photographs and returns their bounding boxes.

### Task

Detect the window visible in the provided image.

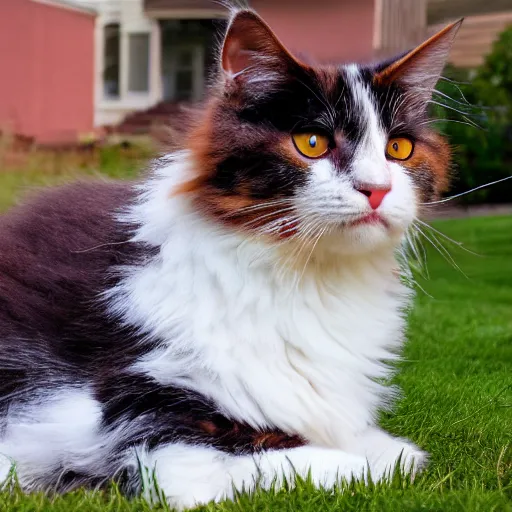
[103,23,120,98]
[128,33,150,93]
[174,47,195,100]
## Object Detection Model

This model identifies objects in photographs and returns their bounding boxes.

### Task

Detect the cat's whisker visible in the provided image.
[260,212,304,236]
[416,230,429,273]
[418,118,483,129]
[438,75,472,86]
[297,225,327,287]
[427,99,484,122]
[438,77,476,111]
[390,94,408,127]
[276,216,321,281]
[397,244,435,298]
[413,85,484,113]
[72,240,129,254]
[461,115,485,131]
[414,218,482,257]
[334,84,346,111]
[429,230,468,278]
[240,207,297,229]
[415,223,467,277]
[287,219,324,291]
[221,198,294,217]
[408,229,426,271]
[431,89,489,112]
[421,175,512,205]
[404,227,428,279]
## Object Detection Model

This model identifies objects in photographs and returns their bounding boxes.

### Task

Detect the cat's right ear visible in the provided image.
[374,20,463,100]
[221,10,301,85]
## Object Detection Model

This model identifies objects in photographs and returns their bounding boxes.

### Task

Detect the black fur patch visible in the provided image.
[0,180,304,493]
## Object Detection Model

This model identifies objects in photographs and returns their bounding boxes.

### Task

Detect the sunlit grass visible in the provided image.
[0,139,154,212]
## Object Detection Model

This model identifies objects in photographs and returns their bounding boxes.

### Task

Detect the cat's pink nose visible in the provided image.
[357,186,391,210]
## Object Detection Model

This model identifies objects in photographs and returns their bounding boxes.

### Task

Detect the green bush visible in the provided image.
[433,26,512,204]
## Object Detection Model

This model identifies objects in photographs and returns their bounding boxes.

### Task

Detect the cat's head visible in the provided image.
[180,10,460,256]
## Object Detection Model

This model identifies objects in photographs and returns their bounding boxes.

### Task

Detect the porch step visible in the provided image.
[113,101,188,136]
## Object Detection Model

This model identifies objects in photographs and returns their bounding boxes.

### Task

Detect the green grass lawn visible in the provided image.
[0,160,510,510]
[0,143,152,212]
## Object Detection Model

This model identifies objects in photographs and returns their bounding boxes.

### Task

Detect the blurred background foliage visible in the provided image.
[434,25,512,204]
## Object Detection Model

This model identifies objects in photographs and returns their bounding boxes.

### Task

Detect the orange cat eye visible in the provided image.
[292,133,329,159]
[386,137,414,161]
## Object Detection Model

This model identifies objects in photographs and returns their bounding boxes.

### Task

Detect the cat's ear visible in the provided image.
[221,10,301,82]
[374,19,463,99]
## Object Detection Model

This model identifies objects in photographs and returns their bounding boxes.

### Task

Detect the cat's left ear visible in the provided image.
[374,19,463,99]
[221,9,302,83]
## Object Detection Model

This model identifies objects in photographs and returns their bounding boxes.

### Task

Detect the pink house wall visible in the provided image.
[0,0,95,143]
[251,0,376,64]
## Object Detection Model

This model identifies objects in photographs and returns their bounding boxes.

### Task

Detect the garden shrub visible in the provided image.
[433,25,512,204]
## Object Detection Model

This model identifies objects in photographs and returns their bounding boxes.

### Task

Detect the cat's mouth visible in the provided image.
[273,212,390,241]
[347,212,389,229]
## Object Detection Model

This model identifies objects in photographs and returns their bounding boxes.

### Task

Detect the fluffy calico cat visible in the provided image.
[0,9,460,510]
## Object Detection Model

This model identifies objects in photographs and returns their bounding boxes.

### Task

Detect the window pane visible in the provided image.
[176,70,193,100]
[103,23,120,98]
[129,33,150,93]
[177,50,193,68]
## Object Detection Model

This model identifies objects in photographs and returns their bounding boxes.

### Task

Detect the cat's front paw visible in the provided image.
[266,446,370,488]
[352,428,428,480]
[368,443,428,481]
[0,454,13,488]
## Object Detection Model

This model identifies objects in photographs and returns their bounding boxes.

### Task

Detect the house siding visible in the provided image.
[428,0,512,68]
[430,11,512,68]
[428,0,512,23]
[251,0,376,64]
[144,0,224,10]
[376,0,427,57]
[0,0,95,143]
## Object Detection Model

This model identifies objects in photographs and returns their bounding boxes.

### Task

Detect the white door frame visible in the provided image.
[163,42,205,102]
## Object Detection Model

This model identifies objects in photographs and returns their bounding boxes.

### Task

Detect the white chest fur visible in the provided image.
[108,158,412,449]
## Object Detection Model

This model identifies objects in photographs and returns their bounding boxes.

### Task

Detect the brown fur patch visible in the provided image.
[177,110,306,237]
[171,104,219,197]
[252,432,305,451]
[195,416,306,453]
[222,10,308,77]
[401,133,451,198]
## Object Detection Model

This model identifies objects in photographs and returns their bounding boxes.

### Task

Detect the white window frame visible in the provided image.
[163,43,204,102]
[102,21,121,100]
[127,31,152,95]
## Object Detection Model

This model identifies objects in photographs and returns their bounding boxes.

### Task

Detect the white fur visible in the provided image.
[299,156,415,255]
[0,388,108,489]
[136,436,426,509]
[103,109,425,505]
[0,453,12,488]
[112,156,407,445]
[345,67,392,186]
[138,443,376,510]
[351,427,428,478]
